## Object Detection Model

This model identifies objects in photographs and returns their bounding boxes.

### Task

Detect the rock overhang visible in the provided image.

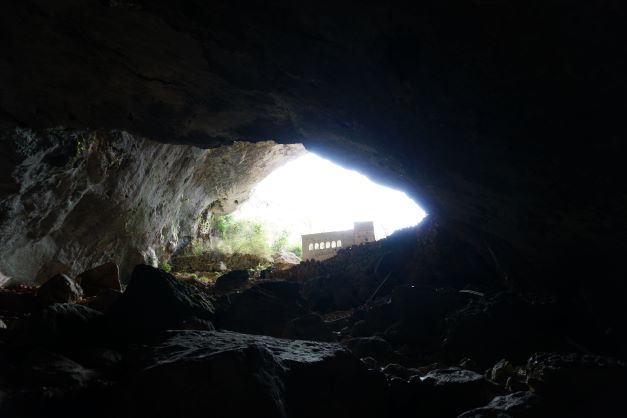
[0,1,625,295]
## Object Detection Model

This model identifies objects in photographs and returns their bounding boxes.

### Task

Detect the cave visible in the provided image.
[1,2,626,417]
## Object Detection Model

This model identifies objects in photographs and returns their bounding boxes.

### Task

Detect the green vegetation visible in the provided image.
[271,230,289,254]
[216,218,271,257]
[202,215,302,259]
[289,243,303,258]
[75,133,91,155]
[215,214,233,236]
[159,259,172,273]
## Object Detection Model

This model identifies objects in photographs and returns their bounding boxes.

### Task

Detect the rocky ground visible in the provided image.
[0,218,625,418]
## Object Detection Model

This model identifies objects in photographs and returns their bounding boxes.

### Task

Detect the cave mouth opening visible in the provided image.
[223,151,427,259]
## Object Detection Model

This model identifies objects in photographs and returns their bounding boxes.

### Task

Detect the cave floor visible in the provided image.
[0,220,625,418]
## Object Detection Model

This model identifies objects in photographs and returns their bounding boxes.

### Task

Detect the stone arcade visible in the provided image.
[301,221,376,261]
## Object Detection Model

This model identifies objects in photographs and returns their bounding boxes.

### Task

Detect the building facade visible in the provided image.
[301,221,375,261]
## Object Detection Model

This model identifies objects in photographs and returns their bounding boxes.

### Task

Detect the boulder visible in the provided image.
[273,251,301,271]
[344,336,401,365]
[131,330,385,418]
[360,356,379,369]
[505,376,529,393]
[381,363,421,380]
[0,290,37,313]
[19,303,104,349]
[525,352,627,415]
[282,313,336,342]
[37,274,82,306]
[441,292,557,369]
[460,357,479,372]
[75,347,123,370]
[107,265,215,339]
[350,319,371,337]
[75,262,121,297]
[389,376,421,417]
[21,348,96,389]
[175,317,215,331]
[214,281,307,337]
[421,367,494,417]
[34,260,70,285]
[86,288,122,313]
[213,269,250,291]
[458,391,543,418]
[489,359,515,384]
[382,286,465,348]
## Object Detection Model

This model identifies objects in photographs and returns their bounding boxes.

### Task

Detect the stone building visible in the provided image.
[301,221,375,261]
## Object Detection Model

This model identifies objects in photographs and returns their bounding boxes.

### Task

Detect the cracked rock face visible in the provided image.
[0,128,303,282]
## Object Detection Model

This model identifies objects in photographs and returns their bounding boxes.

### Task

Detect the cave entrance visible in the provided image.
[222,152,426,262]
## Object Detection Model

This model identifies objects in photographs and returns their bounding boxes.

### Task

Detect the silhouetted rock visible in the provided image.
[213,269,250,291]
[441,292,561,368]
[282,313,336,342]
[86,288,122,313]
[0,290,37,313]
[37,274,82,306]
[175,317,215,331]
[381,363,420,380]
[360,356,379,369]
[19,303,104,350]
[459,357,479,372]
[75,262,121,297]
[344,336,401,365]
[215,281,306,337]
[132,330,385,418]
[107,265,215,339]
[525,352,627,415]
[421,367,494,417]
[21,348,96,389]
[458,391,543,418]
[489,359,515,384]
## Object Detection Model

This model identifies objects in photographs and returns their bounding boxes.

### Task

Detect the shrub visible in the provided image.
[271,230,289,254]
[289,243,303,258]
[159,259,172,273]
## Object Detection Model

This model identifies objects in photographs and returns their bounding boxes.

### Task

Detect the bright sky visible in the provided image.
[232,153,427,244]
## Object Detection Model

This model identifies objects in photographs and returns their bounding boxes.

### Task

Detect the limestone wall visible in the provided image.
[0,128,304,282]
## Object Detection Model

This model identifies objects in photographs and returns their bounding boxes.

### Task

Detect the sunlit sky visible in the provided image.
[232,153,427,244]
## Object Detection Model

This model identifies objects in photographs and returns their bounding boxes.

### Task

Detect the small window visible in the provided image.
[308,243,313,251]
[337,240,342,247]
[331,241,336,248]
[320,242,324,249]
[314,243,319,250]
[326,241,331,249]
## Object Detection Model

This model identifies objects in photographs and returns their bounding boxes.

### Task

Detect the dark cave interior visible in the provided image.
[0,1,626,417]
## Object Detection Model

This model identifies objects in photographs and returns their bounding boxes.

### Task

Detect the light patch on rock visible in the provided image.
[0,128,305,282]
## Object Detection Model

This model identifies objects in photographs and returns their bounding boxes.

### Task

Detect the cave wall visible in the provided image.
[0,128,303,282]
[0,1,626,294]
